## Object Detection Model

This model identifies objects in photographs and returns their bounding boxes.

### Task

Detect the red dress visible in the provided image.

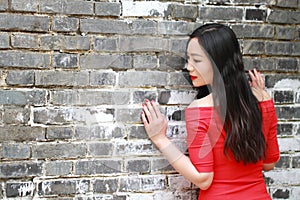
[185,99,279,200]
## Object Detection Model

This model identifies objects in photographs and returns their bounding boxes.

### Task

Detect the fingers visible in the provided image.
[248,69,264,89]
[142,99,163,123]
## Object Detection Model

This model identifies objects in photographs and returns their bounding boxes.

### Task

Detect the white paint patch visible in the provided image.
[76,180,88,194]
[16,112,24,122]
[274,79,300,90]
[17,183,35,197]
[122,1,169,17]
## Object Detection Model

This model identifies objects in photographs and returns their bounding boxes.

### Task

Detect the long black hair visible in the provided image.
[189,23,266,164]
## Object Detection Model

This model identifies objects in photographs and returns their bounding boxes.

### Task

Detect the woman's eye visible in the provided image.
[193,59,201,63]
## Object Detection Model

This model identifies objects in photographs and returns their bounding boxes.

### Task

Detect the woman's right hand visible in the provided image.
[248,68,271,102]
[141,99,168,146]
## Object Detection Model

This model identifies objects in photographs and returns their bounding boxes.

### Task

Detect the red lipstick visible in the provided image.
[190,75,197,81]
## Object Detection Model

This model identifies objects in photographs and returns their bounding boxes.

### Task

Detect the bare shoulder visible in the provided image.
[188,94,214,108]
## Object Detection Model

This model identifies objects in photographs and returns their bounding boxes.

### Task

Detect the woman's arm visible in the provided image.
[141,99,213,190]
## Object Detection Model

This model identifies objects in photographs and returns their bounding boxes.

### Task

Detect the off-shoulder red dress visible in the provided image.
[185,99,279,200]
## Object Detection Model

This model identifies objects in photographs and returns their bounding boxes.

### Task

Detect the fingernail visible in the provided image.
[145,99,149,102]
[151,100,155,103]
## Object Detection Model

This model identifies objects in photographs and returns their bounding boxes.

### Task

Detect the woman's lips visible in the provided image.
[190,75,197,80]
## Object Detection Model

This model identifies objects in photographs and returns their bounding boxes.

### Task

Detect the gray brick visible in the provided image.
[119,36,169,52]
[120,175,166,192]
[94,37,118,52]
[169,37,189,56]
[74,159,122,175]
[232,24,274,39]
[275,26,298,40]
[151,157,175,172]
[233,0,276,4]
[52,16,79,32]
[125,158,150,173]
[40,0,93,15]
[0,89,47,106]
[51,90,130,106]
[33,107,114,125]
[119,71,168,87]
[159,54,185,70]
[168,175,191,190]
[277,58,298,72]
[119,176,141,192]
[35,71,89,86]
[267,10,300,24]
[40,35,90,50]
[75,125,125,140]
[6,182,35,197]
[133,55,157,69]
[168,71,191,87]
[243,40,265,55]
[275,155,291,168]
[116,108,142,123]
[133,90,157,104]
[94,178,118,193]
[158,21,198,35]
[265,74,299,88]
[80,19,131,34]
[0,33,9,48]
[158,90,196,105]
[0,13,49,32]
[95,2,121,16]
[131,20,157,35]
[6,70,34,85]
[0,0,8,11]
[277,123,293,136]
[3,106,30,124]
[0,126,45,142]
[199,7,243,21]
[47,126,74,139]
[53,53,78,69]
[0,51,50,68]
[32,143,86,159]
[80,54,132,70]
[243,57,275,71]
[45,161,72,176]
[114,141,157,156]
[172,4,198,20]
[90,72,117,86]
[11,0,38,12]
[265,41,294,56]
[11,33,38,49]
[245,9,266,21]
[276,106,300,120]
[38,180,89,196]
[0,162,42,178]
[277,0,298,8]
[127,125,148,140]
[88,142,113,156]
[2,143,30,159]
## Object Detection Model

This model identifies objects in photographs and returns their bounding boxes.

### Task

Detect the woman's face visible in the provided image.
[186,38,213,87]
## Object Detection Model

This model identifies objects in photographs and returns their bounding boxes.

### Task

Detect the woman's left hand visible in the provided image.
[141,99,168,143]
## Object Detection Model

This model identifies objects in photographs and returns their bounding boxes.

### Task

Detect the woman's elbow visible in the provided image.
[195,172,214,190]
[263,163,276,171]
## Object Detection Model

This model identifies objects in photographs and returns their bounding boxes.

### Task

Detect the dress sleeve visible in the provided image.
[260,100,280,164]
[185,108,214,172]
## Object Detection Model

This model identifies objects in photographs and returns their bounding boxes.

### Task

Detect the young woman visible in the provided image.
[141,23,279,199]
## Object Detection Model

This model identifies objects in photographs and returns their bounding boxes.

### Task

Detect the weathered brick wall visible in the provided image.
[0,0,299,199]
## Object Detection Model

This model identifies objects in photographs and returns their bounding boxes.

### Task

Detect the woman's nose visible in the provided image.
[186,62,194,71]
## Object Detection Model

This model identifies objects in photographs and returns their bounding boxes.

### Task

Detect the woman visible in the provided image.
[141,24,279,199]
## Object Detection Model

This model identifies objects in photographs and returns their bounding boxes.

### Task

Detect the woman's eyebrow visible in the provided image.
[189,53,203,57]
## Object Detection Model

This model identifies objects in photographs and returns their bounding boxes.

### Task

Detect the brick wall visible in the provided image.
[0,0,299,199]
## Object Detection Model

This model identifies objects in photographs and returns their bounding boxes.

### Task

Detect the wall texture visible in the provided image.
[0,0,299,199]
